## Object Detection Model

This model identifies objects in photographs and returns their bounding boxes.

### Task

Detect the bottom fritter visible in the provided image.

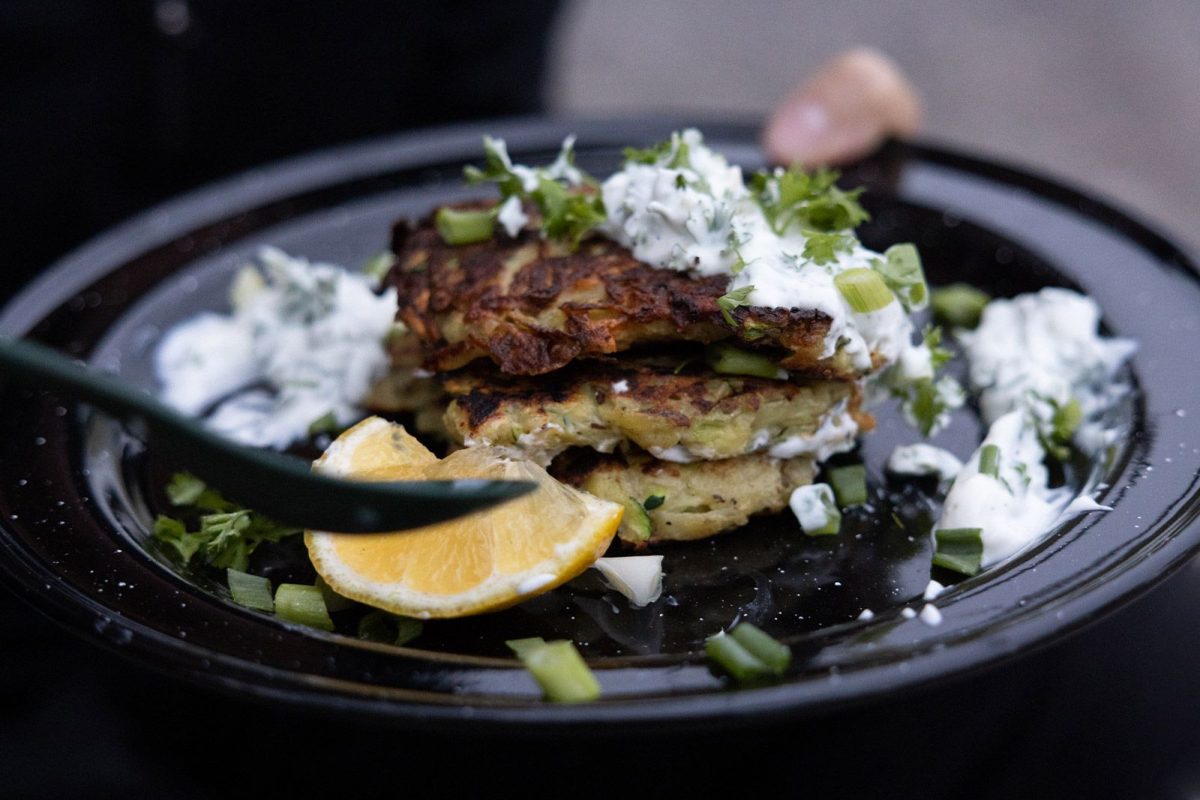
[551,448,814,545]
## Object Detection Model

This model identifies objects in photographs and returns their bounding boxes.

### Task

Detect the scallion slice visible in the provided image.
[357,611,423,646]
[226,568,274,612]
[932,527,984,576]
[274,583,335,631]
[705,342,784,380]
[877,243,928,311]
[729,623,791,674]
[315,575,354,613]
[435,207,495,246]
[931,283,990,329]
[506,638,600,703]
[835,268,894,313]
[978,444,1001,479]
[827,464,869,507]
[705,623,791,682]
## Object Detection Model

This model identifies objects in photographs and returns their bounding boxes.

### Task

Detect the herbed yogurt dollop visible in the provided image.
[932,288,1137,570]
[155,246,397,449]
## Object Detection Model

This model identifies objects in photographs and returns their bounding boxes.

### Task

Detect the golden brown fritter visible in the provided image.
[386,204,870,379]
[551,447,815,544]
[441,356,869,466]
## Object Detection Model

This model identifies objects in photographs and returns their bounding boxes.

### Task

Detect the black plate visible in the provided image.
[1,118,1198,731]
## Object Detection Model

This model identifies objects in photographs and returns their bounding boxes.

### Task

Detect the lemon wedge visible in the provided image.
[305,417,623,619]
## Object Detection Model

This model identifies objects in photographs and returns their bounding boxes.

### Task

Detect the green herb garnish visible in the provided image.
[226,568,275,612]
[435,207,495,245]
[875,243,928,311]
[643,494,666,511]
[705,623,791,682]
[506,638,601,703]
[827,464,869,507]
[465,136,604,249]
[923,324,953,370]
[931,283,991,329]
[932,528,984,576]
[716,285,756,327]
[750,165,869,236]
[978,444,1001,479]
[153,472,301,572]
[274,583,335,631]
[357,611,423,646]
[705,341,782,380]
[803,232,855,265]
[835,268,894,314]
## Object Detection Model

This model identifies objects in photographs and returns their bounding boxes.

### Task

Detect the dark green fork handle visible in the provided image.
[0,337,534,532]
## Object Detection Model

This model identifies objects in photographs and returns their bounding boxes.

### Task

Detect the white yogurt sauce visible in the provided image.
[155,246,398,449]
[959,287,1137,429]
[935,288,1137,568]
[789,483,838,533]
[887,444,963,483]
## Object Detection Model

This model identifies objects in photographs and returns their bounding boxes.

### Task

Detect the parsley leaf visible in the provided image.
[750,166,869,236]
[153,473,301,571]
[803,232,855,265]
[897,376,964,437]
[922,324,953,370]
[464,136,604,249]
[622,133,691,169]
[643,494,666,510]
[727,232,751,275]
[717,285,756,327]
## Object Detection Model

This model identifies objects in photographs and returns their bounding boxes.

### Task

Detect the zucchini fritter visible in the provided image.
[441,357,868,466]
[551,448,816,544]
[386,207,873,379]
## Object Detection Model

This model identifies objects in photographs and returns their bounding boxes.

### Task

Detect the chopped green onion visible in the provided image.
[932,528,984,576]
[357,611,423,646]
[876,244,928,311]
[705,633,768,682]
[435,207,495,246]
[1052,397,1083,442]
[827,464,868,507]
[978,444,1001,479]
[166,472,208,507]
[643,494,666,511]
[274,583,335,631]
[809,488,842,536]
[729,623,791,674]
[393,617,423,646]
[506,638,600,703]
[505,637,546,657]
[705,342,783,380]
[835,268,894,314]
[361,250,393,283]
[705,623,790,682]
[226,569,274,612]
[307,410,339,437]
[931,283,991,329]
[315,575,354,613]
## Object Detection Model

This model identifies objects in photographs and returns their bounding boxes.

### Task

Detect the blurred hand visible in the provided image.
[763,48,922,167]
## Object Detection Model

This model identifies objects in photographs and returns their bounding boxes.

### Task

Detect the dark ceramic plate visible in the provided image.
[2,119,1198,731]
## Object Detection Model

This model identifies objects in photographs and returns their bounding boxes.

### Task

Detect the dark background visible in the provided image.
[3,2,1200,797]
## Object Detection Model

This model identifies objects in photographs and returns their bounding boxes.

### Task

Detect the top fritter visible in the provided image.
[384,129,953,429]
[389,216,850,378]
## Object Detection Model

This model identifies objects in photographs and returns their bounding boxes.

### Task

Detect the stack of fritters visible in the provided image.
[374,206,874,544]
